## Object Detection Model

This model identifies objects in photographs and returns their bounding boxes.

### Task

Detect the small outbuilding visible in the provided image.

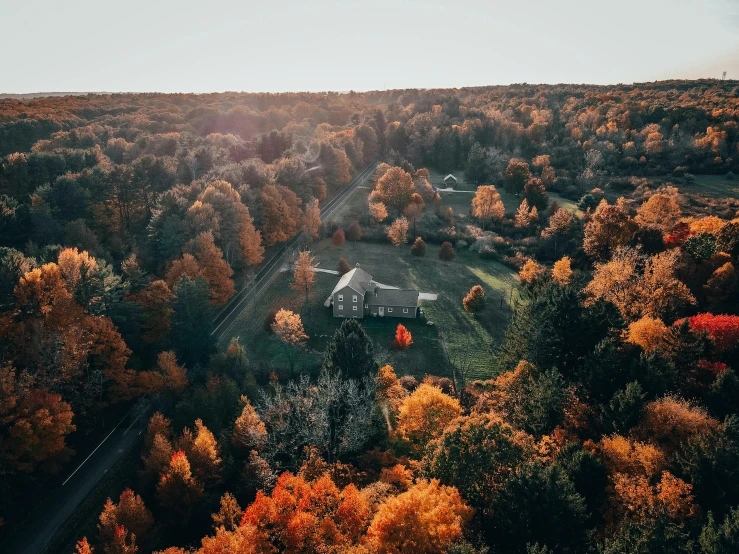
[443,174,458,188]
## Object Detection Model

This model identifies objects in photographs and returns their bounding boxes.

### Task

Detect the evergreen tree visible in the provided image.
[169,276,215,367]
[323,319,378,380]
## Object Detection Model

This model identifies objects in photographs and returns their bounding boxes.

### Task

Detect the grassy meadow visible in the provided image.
[219,239,520,382]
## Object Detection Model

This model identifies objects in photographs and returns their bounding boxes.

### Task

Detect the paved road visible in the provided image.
[3,163,376,554]
[211,160,378,342]
[5,407,147,554]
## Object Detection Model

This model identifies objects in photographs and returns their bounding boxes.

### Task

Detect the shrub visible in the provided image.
[347,221,363,241]
[439,241,456,261]
[411,237,427,257]
[332,228,346,246]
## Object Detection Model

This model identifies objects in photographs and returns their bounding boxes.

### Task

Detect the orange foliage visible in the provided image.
[386,217,409,247]
[636,396,719,453]
[626,316,668,353]
[394,384,461,455]
[365,479,472,554]
[391,324,413,350]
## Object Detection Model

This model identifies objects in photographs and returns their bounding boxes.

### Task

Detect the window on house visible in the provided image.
[365,304,368,309]
[338,294,343,301]
[388,307,393,313]
[353,295,358,302]
[338,305,343,310]
[353,305,357,311]
[403,308,408,313]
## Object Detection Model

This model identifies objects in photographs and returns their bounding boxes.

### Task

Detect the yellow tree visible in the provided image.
[302,197,322,239]
[394,383,461,456]
[232,395,267,452]
[387,217,409,247]
[627,316,668,353]
[519,259,545,286]
[292,250,317,302]
[271,309,309,370]
[635,193,681,233]
[373,166,414,212]
[514,198,537,228]
[552,256,573,285]
[366,479,473,554]
[369,201,388,224]
[471,185,505,230]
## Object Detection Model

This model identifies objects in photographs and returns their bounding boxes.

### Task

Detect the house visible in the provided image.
[443,174,458,188]
[326,265,419,319]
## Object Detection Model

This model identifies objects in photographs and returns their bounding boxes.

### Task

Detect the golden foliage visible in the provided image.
[394,384,461,456]
[551,256,573,285]
[626,316,668,353]
[471,185,505,229]
[365,479,473,554]
[386,217,409,247]
[519,259,545,285]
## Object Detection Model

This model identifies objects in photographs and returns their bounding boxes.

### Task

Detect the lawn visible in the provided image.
[219,239,520,382]
[677,174,739,199]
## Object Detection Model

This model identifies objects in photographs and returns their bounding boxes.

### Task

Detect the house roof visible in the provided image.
[444,174,458,181]
[367,287,419,307]
[331,266,374,296]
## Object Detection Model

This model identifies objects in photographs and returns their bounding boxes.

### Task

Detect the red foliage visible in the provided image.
[392,324,413,351]
[697,359,728,377]
[680,313,739,352]
[664,222,693,248]
[171,450,186,462]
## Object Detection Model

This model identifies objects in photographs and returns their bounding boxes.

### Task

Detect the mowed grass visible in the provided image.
[677,174,739,199]
[220,239,519,381]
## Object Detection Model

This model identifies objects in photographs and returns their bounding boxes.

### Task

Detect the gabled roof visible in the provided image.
[331,267,373,296]
[444,174,458,181]
[367,288,419,307]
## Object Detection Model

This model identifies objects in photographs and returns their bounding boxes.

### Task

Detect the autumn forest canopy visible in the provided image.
[1,79,739,554]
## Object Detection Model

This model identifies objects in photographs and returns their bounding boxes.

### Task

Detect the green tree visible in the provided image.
[489,462,588,554]
[169,276,215,367]
[322,319,378,380]
[701,507,739,554]
[422,413,532,510]
[505,159,531,195]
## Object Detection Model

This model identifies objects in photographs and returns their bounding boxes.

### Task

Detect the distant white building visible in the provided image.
[443,174,458,188]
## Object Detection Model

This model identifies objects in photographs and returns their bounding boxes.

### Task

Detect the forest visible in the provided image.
[1,79,739,553]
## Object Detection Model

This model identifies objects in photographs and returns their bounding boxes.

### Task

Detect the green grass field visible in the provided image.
[219,239,520,381]
[678,174,739,199]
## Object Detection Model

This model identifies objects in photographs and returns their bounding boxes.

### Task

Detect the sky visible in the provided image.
[2,0,738,93]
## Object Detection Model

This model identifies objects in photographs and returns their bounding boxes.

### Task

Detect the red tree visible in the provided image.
[392,324,413,351]
[680,313,739,352]
[332,228,346,247]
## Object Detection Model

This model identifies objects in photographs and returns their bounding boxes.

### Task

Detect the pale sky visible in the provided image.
[2,0,738,93]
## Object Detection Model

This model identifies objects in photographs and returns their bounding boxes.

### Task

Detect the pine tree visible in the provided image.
[169,276,215,367]
[323,319,378,380]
